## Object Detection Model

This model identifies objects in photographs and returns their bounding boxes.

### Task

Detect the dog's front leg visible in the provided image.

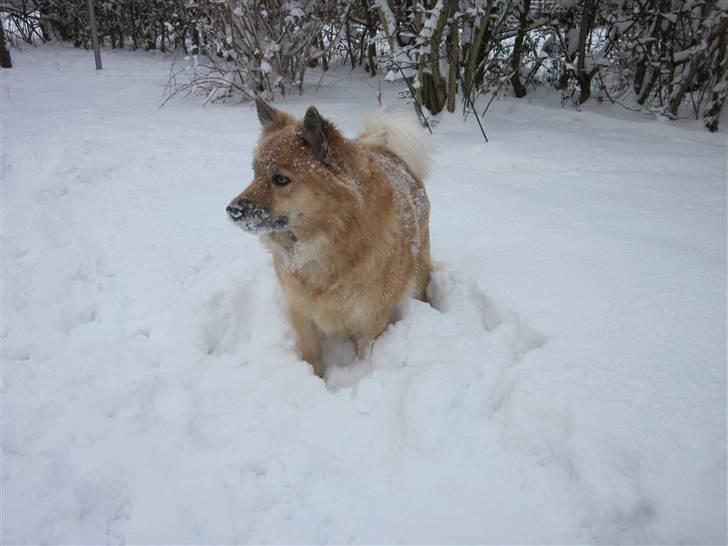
[351,308,394,360]
[353,314,390,361]
[354,337,373,361]
[289,307,324,377]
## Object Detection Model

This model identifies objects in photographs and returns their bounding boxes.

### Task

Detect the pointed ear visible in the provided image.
[255,96,285,128]
[302,106,328,161]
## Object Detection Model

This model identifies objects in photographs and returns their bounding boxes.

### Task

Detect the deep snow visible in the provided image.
[2,45,726,544]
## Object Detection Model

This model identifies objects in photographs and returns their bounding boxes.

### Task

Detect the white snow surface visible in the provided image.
[2,46,726,544]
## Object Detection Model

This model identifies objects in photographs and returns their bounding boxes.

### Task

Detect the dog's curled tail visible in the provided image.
[358,110,433,181]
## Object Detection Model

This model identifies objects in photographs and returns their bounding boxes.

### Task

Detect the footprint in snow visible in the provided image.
[427,268,547,359]
[401,364,458,453]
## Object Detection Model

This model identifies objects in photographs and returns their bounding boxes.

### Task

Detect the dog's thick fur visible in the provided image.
[227,99,433,377]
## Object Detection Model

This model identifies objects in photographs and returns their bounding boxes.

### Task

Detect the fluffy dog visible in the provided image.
[227,98,433,377]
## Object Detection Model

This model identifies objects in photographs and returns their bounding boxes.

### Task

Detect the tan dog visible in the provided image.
[227,98,433,377]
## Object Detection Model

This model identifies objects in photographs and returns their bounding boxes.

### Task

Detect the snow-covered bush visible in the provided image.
[596,0,728,128]
[2,0,194,51]
[182,0,339,101]
[2,0,725,130]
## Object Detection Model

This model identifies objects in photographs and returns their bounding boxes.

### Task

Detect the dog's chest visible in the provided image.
[273,253,375,336]
[268,233,328,278]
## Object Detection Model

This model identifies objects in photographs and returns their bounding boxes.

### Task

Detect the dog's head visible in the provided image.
[227,98,359,242]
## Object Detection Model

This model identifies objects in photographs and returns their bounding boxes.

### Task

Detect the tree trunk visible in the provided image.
[345,9,356,69]
[318,32,329,72]
[446,5,459,112]
[87,0,103,69]
[365,3,378,76]
[38,10,52,42]
[0,18,11,69]
[576,0,596,104]
[424,1,449,115]
[668,58,700,116]
[463,0,493,100]
[704,23,728,131]
[638,65,658,105]
[511,0,531,97]
[633,58,646,96]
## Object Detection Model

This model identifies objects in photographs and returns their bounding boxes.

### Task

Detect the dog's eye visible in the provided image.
[272,174,291,187]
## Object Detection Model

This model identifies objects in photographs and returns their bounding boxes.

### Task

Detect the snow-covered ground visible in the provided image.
[2,45,726,544]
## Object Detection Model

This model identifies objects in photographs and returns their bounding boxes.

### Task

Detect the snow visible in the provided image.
[2,45,726,544]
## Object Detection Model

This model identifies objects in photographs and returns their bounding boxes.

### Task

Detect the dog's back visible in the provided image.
[354,110,433,310]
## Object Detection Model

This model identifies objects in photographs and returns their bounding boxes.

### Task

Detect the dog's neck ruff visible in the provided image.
[268,230,298,251]
[265,230,330,276]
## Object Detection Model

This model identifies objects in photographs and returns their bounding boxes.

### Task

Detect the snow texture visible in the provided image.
[2,45,726,544]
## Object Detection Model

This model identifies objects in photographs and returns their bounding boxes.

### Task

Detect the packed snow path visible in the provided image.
[2,46,726,544]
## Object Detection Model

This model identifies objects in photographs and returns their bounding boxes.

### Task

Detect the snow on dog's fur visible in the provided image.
[227,98,433,377]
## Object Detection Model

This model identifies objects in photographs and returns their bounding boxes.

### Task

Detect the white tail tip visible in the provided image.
[358,110,433,181]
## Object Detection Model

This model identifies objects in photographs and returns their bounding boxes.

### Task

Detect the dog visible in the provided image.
[227,98,433,377]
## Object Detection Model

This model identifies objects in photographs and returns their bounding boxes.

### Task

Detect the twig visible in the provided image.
[377,69,382,107]
[466,92,489,143]
[595,68,642,112]
[393,62,432,134]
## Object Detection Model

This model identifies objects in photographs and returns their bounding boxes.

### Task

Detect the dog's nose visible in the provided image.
[227,204,244,220]
[227,199,253,221]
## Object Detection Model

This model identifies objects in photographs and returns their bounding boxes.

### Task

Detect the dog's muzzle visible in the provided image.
[227,199,288,233]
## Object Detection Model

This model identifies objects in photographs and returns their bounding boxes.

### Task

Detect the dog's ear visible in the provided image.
[302,106,328,161]
[255,96,285,128]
